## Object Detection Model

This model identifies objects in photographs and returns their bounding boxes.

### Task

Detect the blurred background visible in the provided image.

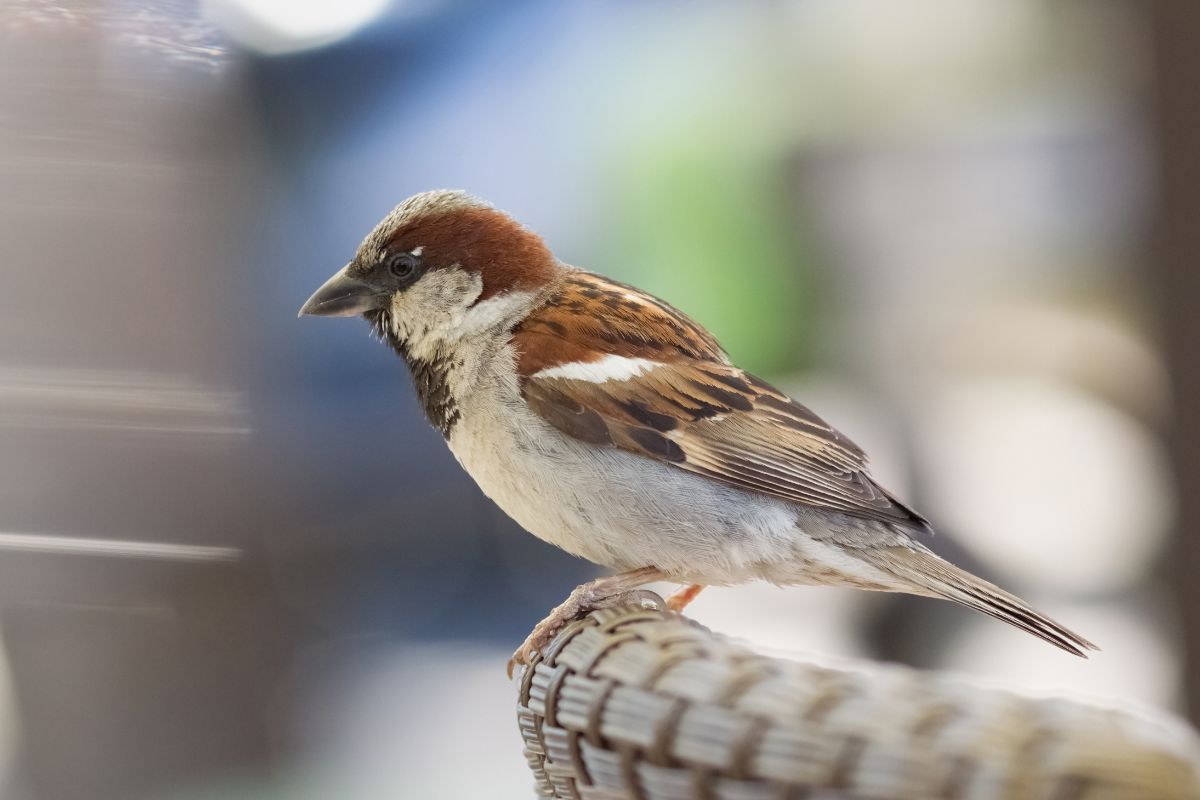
[1,0,1197,797]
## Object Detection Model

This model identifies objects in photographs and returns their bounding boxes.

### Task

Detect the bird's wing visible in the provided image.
[513,272,929,530]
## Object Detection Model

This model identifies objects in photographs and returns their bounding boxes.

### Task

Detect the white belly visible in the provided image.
[446,378,828,585]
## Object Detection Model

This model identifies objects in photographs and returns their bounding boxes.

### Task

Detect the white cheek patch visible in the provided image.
[534,354,661,383]
[459,291,538,336]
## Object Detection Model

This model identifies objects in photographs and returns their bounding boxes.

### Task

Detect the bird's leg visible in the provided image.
[666,583,705,612]
[508,566,665,678]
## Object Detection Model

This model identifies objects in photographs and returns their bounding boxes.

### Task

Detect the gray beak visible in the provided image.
[298,265,386,318]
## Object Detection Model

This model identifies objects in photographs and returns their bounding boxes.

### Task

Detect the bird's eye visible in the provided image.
[387,252,420,280]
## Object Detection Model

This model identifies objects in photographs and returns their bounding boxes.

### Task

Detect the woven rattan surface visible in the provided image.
[516,599,1200,800]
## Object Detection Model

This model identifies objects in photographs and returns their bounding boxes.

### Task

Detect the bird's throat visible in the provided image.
[365,309,461,438]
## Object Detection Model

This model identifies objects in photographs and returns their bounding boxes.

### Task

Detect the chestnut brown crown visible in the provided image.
[356,190,559,301]
[299,190,560,318]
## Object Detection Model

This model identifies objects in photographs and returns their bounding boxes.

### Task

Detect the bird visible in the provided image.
[299,189,1097,677]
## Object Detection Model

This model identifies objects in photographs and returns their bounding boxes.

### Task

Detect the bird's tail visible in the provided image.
[864,546,1099,658]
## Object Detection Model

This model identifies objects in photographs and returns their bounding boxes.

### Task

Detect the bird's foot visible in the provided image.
[507,571,664,679]
[666,583,705,613]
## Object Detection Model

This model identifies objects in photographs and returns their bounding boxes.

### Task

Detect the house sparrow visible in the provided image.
[300,189,1097,676]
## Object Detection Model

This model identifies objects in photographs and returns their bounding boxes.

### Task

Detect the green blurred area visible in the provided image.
[604,149,818,376]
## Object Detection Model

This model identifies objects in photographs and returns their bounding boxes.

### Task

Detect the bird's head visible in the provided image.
[299,190,558,352]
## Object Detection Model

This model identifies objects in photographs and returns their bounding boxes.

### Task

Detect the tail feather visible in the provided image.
[866,546,1099,658]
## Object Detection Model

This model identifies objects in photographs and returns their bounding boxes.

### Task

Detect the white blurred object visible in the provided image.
[932,301,1170,424]
[943,600,1181,711]
[794,0,1042,83]
[672,581,869,660]
[0,366,249,435]
[291,644,531,799]
[203,0,394,55]
[918,376,1172,593]
[0,532,239,562]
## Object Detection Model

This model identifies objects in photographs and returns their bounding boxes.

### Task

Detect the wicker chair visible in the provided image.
[516,596,1200,800]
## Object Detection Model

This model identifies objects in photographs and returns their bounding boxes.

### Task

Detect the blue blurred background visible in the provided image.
[1,1,1197,797]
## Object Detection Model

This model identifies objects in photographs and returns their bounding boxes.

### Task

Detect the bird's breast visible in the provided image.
[446,378,611,561]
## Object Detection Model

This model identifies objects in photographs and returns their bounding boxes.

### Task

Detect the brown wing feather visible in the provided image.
[513,274,926,529]
[522,361,927,528]
[514,271,727,375]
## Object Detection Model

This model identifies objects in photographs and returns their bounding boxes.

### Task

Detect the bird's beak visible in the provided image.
[298,265,386,318]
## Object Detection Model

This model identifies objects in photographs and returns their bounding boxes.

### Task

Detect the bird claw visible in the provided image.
[507,610,570,680]
[506,643,535,680]
[507,588,665,679]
